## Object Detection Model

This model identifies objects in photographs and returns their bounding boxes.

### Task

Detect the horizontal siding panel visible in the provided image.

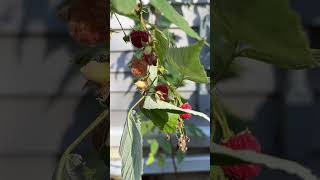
[0,97,102,153]
[0,36,85,95]
[0,156,55,180]
[110,72,197,92]
[110,52,132,73]
[0,0,67,34]
[111,5,209,30]
[111,29,197,51]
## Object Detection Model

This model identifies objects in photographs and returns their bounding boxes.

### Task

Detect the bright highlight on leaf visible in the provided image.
[143,96,210,121]
[80,61,109,86]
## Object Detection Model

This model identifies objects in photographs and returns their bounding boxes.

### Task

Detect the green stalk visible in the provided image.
[56,110,109,180]
[211,91,233,141]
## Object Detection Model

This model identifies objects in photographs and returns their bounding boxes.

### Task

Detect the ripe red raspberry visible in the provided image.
[68,0,107,46]
[130,30,150,48]
[222,131,261,180]
[154,84,168,100]
[130,59,148,77]
[179,103,192,119]
[143,53,157,66]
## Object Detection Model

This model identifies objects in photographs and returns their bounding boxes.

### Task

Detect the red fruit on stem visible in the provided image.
[130,59,148,77]
[179,103,192,119]
[222,131,261,180]
[143,53,157,66]
[130,30,150,48]
[154,84,168,100]
[68,0,107,46]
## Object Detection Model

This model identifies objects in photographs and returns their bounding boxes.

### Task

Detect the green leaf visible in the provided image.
[154,29,169,64]
[57,154,96,180]
[213,0,319,69]
[146,139,159,165]
[119,112,143,180]
[211,143,319,180]
[82,166,96,180]
[210,166,227,180]
[140,120,155,136]
[176,149,185,164]
[185,123,205,138]
[157,153,166,167]
[111,0,136,15]
[146,155,155,166]
[150,0,201,40]
[211,11,237,86]
[141,109,178,133]
[149,139,159,154]
[148,65,158,85]
[143,96,210,121]
[167,41,209,83]
[158,137,172,154]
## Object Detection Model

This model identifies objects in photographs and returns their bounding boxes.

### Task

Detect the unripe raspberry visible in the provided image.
[179,103,192,119]
[130,59,148,77]
[135,80,148,92]
[68,0,107,46]
[222,131,261,180]
[130,30,150,48]
[154,84,168,100]
[143,53,157,66]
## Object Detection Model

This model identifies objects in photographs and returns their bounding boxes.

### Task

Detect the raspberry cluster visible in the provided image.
[129,30,157,76]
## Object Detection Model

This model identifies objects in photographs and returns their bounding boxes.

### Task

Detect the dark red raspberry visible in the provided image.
[130,58,148,77]
[222,131,261,180]
[179,103,192,119]
[68,0,107,46]
[130,30,150,48]
[143,53,157,66]
[154,84,168,100]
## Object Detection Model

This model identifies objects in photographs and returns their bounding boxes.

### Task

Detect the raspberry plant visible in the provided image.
[111,0,210,179]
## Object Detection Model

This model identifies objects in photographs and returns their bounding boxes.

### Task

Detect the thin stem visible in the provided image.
[127,96,145,122]
[139,0,147,31]
[211,91,233,140]
[169,136,179,180]
[114,13,127,37]
[56,110,109,180]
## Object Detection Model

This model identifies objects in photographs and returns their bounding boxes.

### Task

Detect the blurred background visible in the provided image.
[215,0,320,179]
[110,0,210,179]
[0,0,105,179]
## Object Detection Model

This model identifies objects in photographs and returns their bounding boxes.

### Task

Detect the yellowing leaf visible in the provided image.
[80,61,109,86]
